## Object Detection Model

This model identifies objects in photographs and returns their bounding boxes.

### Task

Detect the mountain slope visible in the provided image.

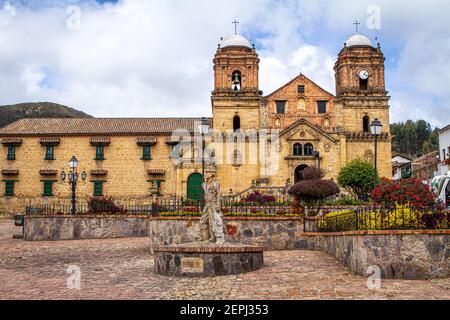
[0,102,92,128]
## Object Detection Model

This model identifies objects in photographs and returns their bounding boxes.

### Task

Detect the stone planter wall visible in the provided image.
[296,230,450,280]
[24,215,149,241]
[149,217,306,253]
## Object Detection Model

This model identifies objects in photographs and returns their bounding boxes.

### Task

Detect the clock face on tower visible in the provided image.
[359,70,369,80]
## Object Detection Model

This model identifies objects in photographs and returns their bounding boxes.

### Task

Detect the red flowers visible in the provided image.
[372,178,437,208]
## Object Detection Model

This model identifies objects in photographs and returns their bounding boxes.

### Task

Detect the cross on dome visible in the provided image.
[353,20,361,33]
[232,20,239,35]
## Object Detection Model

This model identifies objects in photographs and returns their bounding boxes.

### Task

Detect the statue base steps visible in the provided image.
[154,242,264,277]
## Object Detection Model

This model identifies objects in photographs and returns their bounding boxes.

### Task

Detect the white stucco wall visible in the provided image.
[438,126,450,175]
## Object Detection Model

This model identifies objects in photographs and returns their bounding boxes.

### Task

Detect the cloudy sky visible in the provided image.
[0,0,449,128]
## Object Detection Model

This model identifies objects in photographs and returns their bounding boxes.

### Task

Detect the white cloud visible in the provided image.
[259,44,335,95]
[0,1,16,25]
[0,0,449,128]
[19,64,46,95]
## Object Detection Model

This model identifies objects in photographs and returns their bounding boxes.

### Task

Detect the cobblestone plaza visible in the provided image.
[1,222,448,300]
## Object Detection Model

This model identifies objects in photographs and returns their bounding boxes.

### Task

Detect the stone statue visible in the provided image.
[199,170,225,244]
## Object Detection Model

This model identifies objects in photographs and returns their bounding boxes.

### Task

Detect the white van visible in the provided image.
[432,175,450,208]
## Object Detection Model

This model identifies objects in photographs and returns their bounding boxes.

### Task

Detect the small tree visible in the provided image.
[288,167,340,216]
[337,159,379,199]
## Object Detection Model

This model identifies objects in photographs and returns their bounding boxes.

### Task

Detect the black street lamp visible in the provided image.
[313,151,321,171]
[198,118,210,210]
[61,156,86,215]
[370,118,383,190]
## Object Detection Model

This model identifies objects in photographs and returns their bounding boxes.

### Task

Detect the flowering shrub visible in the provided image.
[318,206,449,231]
[88,197,128,214]
[372,178,437,207]
[159,211,300,218]
[243,191,276,205]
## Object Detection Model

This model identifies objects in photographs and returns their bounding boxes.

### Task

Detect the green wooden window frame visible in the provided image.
[7,145,16,160]
[95,145,105,160]
[42,180,55,197]
[142,145,151,160]
[45,145,55,160]
[93,181,104,197]
[317,101,328,114]
[4,180,15,196]
[151,180,163,189]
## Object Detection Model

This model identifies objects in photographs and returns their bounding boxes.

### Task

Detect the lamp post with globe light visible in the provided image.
[198,118,210,211]
[370,119,383,190]
[61,156,86,215]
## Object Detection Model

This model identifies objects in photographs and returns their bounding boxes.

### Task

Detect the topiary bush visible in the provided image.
[337,158,380,199]
[288,167,340,216]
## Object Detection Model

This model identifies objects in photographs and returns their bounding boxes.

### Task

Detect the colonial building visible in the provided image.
[0,30,392,213]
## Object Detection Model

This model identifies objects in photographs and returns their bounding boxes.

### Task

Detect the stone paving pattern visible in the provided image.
[0,221,449,300]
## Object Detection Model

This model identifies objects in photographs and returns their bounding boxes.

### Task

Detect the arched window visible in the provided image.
[231,70,242,91]
[363,116,370,133]
[233,115,241,132]
[293,143,302,156]
[359,78,368,90]
[304,143,314,156]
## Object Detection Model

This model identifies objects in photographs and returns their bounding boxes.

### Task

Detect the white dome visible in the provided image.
[221,34,252,49]
[345,34,373,47]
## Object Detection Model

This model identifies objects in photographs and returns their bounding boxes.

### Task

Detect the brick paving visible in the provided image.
[0,220,448,300]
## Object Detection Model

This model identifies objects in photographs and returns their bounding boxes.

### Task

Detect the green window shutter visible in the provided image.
[95,146,105,160]
[4,181,15,196]
[93,181,103,197]
[143,145,151,160]
[43,181,54,197]
[7,145,16,160]
[45,146,54,160]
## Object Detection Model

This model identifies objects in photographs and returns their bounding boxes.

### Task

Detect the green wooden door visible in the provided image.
[187,173,203,201]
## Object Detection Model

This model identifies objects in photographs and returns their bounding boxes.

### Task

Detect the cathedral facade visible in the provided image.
[0,31,392,212]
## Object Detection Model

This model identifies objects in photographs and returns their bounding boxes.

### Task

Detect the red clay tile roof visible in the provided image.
[90,169,108,176]
[39,169,58,176]
[0,118,212,137]
[148,169,166,175]
[40,137,61,145]
[1,138,23,145]
[1,169,19,175]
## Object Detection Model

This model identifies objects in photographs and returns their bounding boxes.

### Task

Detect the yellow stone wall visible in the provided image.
[0,136,180,201]
[212,103,261,131]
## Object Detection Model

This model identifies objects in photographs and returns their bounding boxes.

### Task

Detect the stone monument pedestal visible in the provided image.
[154,242,264,277]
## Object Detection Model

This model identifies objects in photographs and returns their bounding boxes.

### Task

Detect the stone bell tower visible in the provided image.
[211,33,262,132]
[334,32,390,133]
[333,29,392,178]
